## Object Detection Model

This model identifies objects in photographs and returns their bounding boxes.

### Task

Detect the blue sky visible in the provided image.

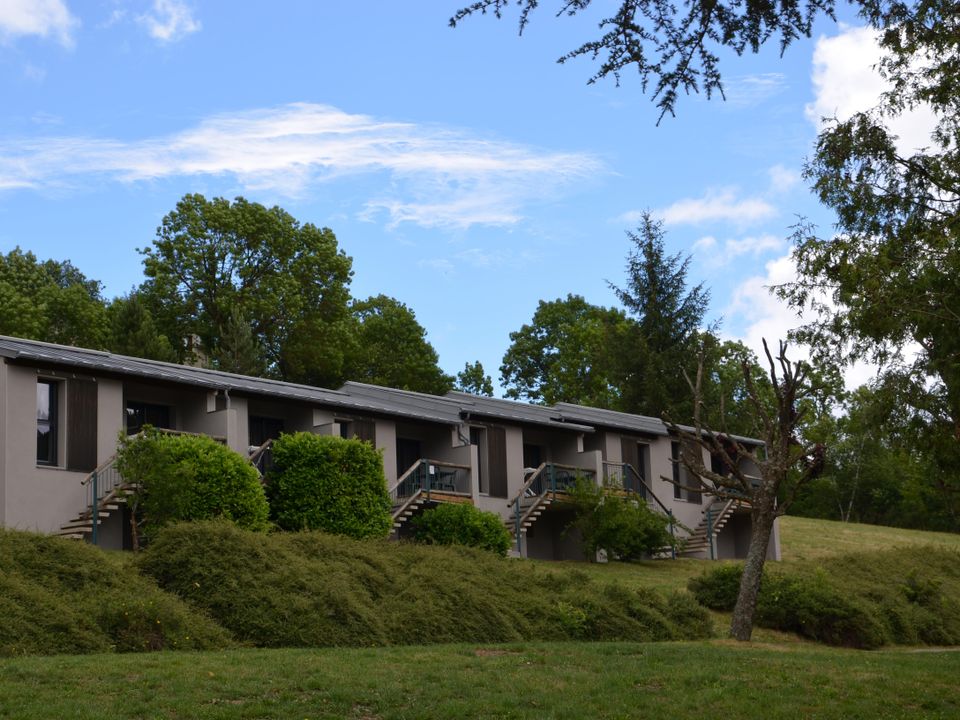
[1,1,905,391]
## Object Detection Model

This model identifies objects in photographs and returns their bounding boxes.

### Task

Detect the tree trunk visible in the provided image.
[729,499,777,641]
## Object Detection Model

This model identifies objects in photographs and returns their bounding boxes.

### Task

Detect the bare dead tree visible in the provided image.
[664,338,824,641]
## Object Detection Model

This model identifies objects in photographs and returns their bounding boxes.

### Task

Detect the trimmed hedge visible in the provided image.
[267,432,392,538]
[688,546,960,649]
[116,428,269,539]
[139,521,714,647]
[410,503,512,555]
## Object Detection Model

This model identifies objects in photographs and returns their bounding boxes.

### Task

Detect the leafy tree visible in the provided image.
[779,1,960,530]
[0,248,109,348]
[455,361,494,396]
[451,0,838,120]
[208,305,266,376]
[612,214,710,420]
[500,294,629,406]
[139,194,354,386]
[267,432,392,539]
[343,294,453,395]
[106,292,178,362]
[410,503,512,555]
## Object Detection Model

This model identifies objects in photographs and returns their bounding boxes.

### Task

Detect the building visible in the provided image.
[0,335,779,560]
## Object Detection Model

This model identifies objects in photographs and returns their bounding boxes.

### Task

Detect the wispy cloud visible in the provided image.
[722,73,787,106]
[0,102,602,229]
[0,0,78,47]
[645,188,777,227]
[693,233,784,266]
[767,164,800,193]
[138,0,200,43]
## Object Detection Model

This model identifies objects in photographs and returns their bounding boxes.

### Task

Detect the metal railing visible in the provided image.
[508,462,597,554]
[601,461,677,559]
[249,438,274,478]
[388,459,471,506]
[79,455,125,546]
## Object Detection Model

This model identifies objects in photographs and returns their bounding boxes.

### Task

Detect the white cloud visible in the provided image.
[139,0,200,43]
[693,235,716,253]
[694,233,784,267]
[722,73,787,106]
[767,164,799,193]
[0,102,602,229]
[807,25,938,154]
[0,0,77,47]
[725,251,880,390]
[650,188,777,227]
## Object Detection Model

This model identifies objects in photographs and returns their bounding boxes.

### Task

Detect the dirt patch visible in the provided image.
[474,648,522,657]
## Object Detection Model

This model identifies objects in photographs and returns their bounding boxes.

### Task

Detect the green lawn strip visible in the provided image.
[1,642,957,720]
[779,516,960,563]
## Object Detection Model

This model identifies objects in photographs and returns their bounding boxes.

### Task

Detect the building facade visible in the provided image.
[0,335,779,561]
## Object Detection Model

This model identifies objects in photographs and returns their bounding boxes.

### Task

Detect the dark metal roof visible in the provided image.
[339,382,465,425]
[0,335,760,443]
[553,402,669,437]
[0,335,441,422]
[446,391,594,433]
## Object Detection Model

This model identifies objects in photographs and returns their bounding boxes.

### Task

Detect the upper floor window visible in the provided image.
[126,401,171,435]
[37,380,58,465]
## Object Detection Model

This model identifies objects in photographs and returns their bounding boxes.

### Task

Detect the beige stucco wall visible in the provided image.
[375,417,397,482]
[2,364,87,533]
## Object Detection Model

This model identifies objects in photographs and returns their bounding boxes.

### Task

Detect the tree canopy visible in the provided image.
[500,293,629,407]
[140,194,355,387]
[0,248,108,349]
[779,0,960,529]
[451,0,838,120]
[343,294,453,395]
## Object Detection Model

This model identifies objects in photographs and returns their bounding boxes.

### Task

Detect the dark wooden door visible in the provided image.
[67,379,97,472]
[487,426,508,498]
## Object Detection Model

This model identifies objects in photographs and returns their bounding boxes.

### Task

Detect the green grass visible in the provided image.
[1,642,958,719]
[780,515,960,563]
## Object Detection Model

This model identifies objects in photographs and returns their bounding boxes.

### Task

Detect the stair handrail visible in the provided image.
[248,438,275,478]
[508,462,548,507]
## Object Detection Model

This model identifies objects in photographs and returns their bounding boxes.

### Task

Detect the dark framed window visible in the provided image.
[126,401,171,435]
[37,380,58,465]
[249,415,285,447]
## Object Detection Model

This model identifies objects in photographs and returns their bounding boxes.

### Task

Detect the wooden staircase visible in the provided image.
[389,459,473,535]
[679,498,741,558]
[54,486,133,540]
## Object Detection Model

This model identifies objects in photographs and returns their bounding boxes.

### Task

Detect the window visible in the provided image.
[36,380,58,465]
[249,415,285,447]
[126,401,171,435]
[672,440,702,504]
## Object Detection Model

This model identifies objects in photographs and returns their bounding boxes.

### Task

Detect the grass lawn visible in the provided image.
[2,641,958,720]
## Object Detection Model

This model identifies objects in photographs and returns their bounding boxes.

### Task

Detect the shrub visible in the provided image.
[116,428,269,542]
[688,546,960,649]
[410,503,512,555]
[567,478,675,560]
[139,520,712,648]
[0,529,231,656]
[267,432,391,539]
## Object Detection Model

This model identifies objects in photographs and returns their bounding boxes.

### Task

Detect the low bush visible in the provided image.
[410,503,512,555]
[267,432,391,538]
[0,529,231,656]
[116,427,269,542]
[689,545,960,648]
[139,520,713,648]
[567,478,676,560]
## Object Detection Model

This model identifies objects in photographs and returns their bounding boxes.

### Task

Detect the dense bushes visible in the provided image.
[0,529,231,656]
[689,546,960,649]
[138,521,713,648]
[116,428,269,541]
[267,432,392,538]
[568,479,676,560]
[411,503,512,555]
